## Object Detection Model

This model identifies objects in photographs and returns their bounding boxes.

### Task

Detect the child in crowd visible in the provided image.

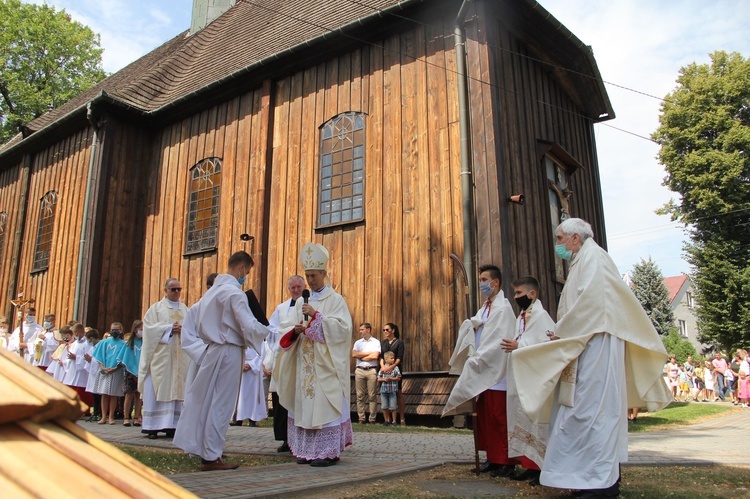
[84,328,102,421]
[692,361,705,402]
[738,371,749,408]
[120,320,144,427]
[678,364,690,402]
[378,351,401,426]
[704,361,715,402]
[724,366,735,404]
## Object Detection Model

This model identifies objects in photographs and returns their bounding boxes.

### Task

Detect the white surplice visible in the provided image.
[34,329,60,368]
[173,274,269,461]
[236,343,268,422]
[64,337,90,388]
[8,322,42,363]
[512,238,672,490]
[139,297,189,431]
[506,299,555,467]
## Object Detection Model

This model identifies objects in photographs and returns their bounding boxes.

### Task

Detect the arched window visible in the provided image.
[318,112,365,227]
[185,157,222,254]
[0,212,7,270]
[32,191,57,272]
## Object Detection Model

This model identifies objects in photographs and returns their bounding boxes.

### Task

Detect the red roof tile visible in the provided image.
[663,275,688,303]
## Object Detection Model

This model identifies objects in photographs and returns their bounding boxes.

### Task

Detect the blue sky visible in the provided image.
[31,0,750,278]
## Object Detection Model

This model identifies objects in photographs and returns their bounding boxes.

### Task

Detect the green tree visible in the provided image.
[661,329,697,365]
[0,0,106,143]
[653,50,750,351]
[630,258,675,335]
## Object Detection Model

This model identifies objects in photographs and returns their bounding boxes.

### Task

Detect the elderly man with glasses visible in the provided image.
[138,278,190,440]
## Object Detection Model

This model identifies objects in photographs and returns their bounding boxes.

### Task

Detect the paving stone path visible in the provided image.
[84,408,750,498]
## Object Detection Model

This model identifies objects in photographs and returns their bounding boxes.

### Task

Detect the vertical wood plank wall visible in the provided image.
[0,161,24,320]
[140,87,271,317]
[7,130,93,324]
[477,15,609,319]
[267,22,464,373]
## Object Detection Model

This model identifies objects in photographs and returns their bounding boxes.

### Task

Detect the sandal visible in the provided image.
[133,419,141,427]
[123,419,132,427]
[97,418,107,425]
[400,421,406,428]
[108,418,116,425]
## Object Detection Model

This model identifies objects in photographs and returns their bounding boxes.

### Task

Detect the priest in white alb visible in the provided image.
[173,251,269,471]
[512,218,672,498]
[274,243,354,467]
[442,264,518,478]
[501,276,556,486]
[139,278,190,439]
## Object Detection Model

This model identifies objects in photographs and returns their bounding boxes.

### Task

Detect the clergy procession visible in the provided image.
[1,219,672,495]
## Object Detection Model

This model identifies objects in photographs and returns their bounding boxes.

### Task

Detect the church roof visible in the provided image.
[1,0,613,158]
[0,348,195,497]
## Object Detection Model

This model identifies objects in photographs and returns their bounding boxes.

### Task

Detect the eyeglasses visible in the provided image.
[383,329,391,332]
[169,287,182,292]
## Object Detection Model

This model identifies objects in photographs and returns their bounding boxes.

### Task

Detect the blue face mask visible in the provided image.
[237,276,246,286]
[479,281,494,297]
[43,321,52,329]
[555,243,573,260]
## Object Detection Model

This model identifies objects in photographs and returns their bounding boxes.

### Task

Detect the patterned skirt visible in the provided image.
[91,368,125,396]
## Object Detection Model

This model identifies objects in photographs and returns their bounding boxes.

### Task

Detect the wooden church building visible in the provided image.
[0,0,613,379]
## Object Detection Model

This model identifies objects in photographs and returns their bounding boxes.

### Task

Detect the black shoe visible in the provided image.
[296,458,311,465]
[479,461,493,473]
[165,429,175,438]
[247,420,257,427]
[229,421,243,426]
[310,457,339,467]
[490,465,516,478]
[277,443,290,453]
[509,469,539,481]
[147,432,158,440]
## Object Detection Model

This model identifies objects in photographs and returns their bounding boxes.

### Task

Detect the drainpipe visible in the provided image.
[73,102,101,321]
[454,0,477,310]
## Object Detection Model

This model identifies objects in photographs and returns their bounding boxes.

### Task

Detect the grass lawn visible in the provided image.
[304,463,750,498]
[628,401,740,433]
[114,444,293,475]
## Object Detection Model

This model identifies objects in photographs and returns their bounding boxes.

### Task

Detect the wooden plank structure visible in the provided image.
[0,348,195,497]
[0,0,614,412]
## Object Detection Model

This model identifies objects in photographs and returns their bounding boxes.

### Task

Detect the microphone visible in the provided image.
[302,289,310,320]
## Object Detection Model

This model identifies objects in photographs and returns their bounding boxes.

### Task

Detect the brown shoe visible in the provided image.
[201,458,240,471]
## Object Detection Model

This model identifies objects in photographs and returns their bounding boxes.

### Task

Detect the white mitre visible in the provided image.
[300,242,329,270]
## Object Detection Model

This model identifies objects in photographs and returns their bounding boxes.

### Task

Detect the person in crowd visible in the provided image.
[84,329,101,421]
[712,351,728,402]
[8,307,42,363]
[678,364,690,402]
[730,352,742,405]
[352,322,381,424]
[173,251,269,471]
[232,341,268,427]
[47,326,74,382]
[92,323,127,425]
[683,356,695,401]
[34,314,60,371]
[692,360,705,402]
[443,264,518,478]
[503,276,556,485]
[704,360,715,402]
[724,365,735,404]
[265,275,306,453]
[139,278,189,439]
[378,351,401,425]
[738,369,749,408]
[665,355,679,399]
[274,242,354,467]
[0,316,9,349]
[64,323,93,411]
[512,218,671,498]
[379,323,406,426]
[121,320,144,426]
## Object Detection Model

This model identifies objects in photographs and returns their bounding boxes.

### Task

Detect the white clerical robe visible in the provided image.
[139,297,189,431]
[64,337,90,387]
[173,274,269,461]
[8,322,42,363]
[236,343,268,422]
[442,290,516,417]
[266,298,295,392]
[512,238,672,490]
[506,299,555,467]
[34,329,60,368]
[181,305,207,391]
[274,286,353,461]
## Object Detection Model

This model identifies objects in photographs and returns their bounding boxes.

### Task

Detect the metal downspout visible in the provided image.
[73,103,100,321]
[455,0,477,311]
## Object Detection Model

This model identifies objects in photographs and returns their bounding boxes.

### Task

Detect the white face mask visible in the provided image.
[136,330,143,338]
